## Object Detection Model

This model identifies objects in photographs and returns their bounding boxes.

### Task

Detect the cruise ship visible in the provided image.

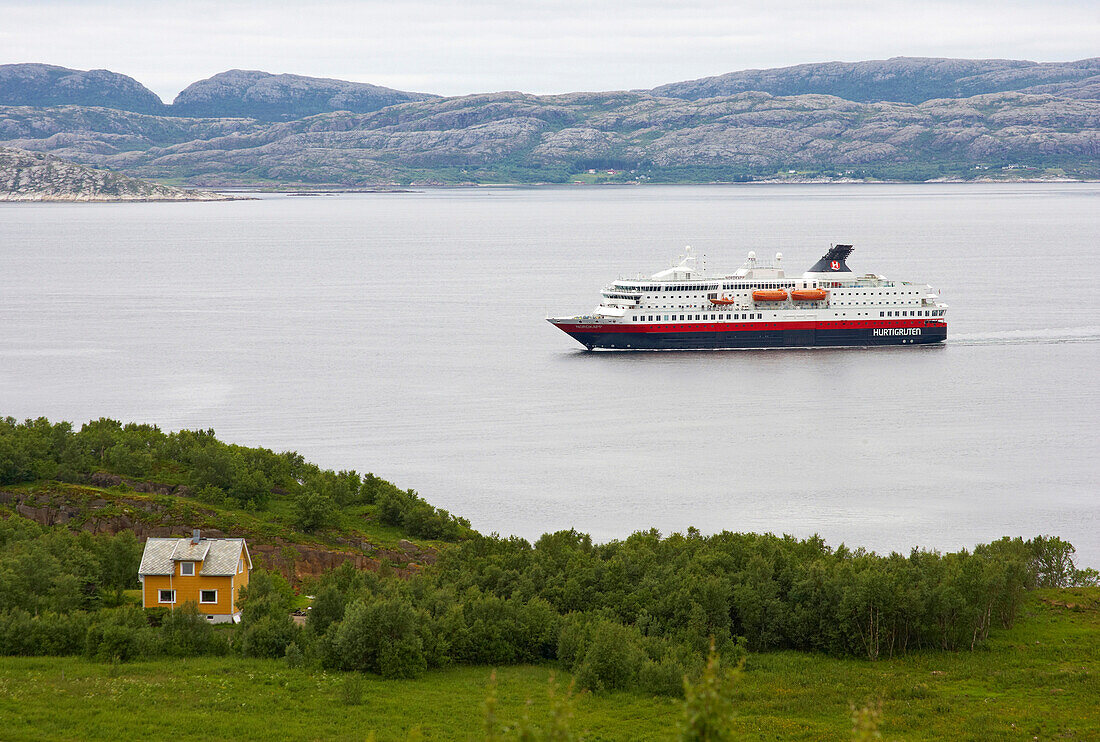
[548,245,947,350]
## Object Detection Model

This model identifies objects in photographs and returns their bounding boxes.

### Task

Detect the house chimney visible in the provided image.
[192,529,201,544]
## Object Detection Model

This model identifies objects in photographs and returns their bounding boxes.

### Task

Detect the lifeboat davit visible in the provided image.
[752,289,788,302]
[709,296,737,305]
[790,288,828,301]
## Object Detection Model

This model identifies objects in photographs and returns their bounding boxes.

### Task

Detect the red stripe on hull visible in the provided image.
[553,319,946,334]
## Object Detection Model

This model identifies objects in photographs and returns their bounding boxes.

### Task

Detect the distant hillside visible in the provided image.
[652,57,1100,104]
[0,65,434,121]
[0,58,1097,185]
[2,87,1096,186]
[0,146,231,201]
[171,69,437,120]
[0,63,165,114]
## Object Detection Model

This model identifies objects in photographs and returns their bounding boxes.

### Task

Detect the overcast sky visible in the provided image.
[3,0,1097,102]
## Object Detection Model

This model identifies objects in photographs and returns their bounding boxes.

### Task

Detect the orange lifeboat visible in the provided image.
[709,296,737,305]
[752,289,788,302]
[790,288,828,301]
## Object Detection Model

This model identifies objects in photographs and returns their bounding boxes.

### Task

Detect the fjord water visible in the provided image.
[2,184,1098,564]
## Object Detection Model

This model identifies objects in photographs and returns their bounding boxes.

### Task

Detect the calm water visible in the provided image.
[2,184,1098,564]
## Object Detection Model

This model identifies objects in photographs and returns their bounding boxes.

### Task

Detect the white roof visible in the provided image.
[139,537,249,577]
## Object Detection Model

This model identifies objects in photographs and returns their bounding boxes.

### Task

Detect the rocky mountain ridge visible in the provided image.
[2,88,1096,186]
[1,58,1097,185]
[652,56,1100,104]
[171,69,436,120]
[0,63,434,121]
[0,63,165,114]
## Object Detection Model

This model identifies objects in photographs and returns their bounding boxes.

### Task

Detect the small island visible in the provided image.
[0,146,235,202]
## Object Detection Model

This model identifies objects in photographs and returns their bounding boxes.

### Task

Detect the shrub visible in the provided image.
[30,610,90,655]
[196,484,227,506]
[376,489,412,527]
[573,620,645,693]
[639,655,688,698]
[161,602,227,656]
[84,606,156,662]
[308,585,346,636]
[555,615,590,669]
[0,609,34,655]
[239,570,295,621]
[294,489,338,532]
[238,570,298,658]
[239,615,298,659]
[329,598,427,679]
[284,640,304,668]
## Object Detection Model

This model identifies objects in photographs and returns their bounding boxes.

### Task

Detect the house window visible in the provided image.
[200,590,218,604]
[180,562,195,576]
[238,558,244,574]
[159,589,176,604]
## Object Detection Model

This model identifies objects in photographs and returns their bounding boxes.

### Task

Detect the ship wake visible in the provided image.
[951,326,1100,346]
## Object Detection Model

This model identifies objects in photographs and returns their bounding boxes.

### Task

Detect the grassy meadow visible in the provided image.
[2,588,1096,741]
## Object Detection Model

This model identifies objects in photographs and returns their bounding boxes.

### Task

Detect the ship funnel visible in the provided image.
[808,244,853,273]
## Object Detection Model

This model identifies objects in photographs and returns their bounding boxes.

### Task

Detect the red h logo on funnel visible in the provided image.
[830,260,840,270]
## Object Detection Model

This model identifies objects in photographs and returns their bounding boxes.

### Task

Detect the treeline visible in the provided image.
[1,502,1095,696]
[0,515,141,613]
[224,530,1096,696]
[0,515,226,660]
[0,416,470,539]
[3,417,1097,697]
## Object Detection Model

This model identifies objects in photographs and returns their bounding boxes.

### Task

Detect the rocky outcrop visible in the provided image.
[171,69,436,120]
[0,484,437,582]
[0,63,165,113]
[651,57,1100,104]
[0,146,233,200]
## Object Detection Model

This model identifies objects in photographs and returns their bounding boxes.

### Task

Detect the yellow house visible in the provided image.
[138,530,252,623]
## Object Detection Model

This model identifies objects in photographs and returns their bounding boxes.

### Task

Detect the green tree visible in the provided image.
[1029,535,1078,588]
[238,570,298,658]
[330,597,427,678]
[295,489,337,532]
[98,531,141,603]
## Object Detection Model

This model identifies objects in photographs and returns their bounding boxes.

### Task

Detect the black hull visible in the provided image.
[562,325,947,350]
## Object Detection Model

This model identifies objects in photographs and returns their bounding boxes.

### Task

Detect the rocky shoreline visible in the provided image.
[0,146,237,202]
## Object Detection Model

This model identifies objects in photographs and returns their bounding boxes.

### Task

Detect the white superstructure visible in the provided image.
[592,246,947,324]
[548,244,949,350]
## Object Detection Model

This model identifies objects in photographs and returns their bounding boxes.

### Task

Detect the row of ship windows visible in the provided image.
[614,281,807,292]
[616,284,922,296]
[880,310,946,317]
[631,309,946,322]
[636,313,764,322]
[642,300,918,307]
[834,290,919,295]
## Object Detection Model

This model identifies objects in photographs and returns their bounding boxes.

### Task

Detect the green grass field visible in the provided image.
[1,589,1096,741]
